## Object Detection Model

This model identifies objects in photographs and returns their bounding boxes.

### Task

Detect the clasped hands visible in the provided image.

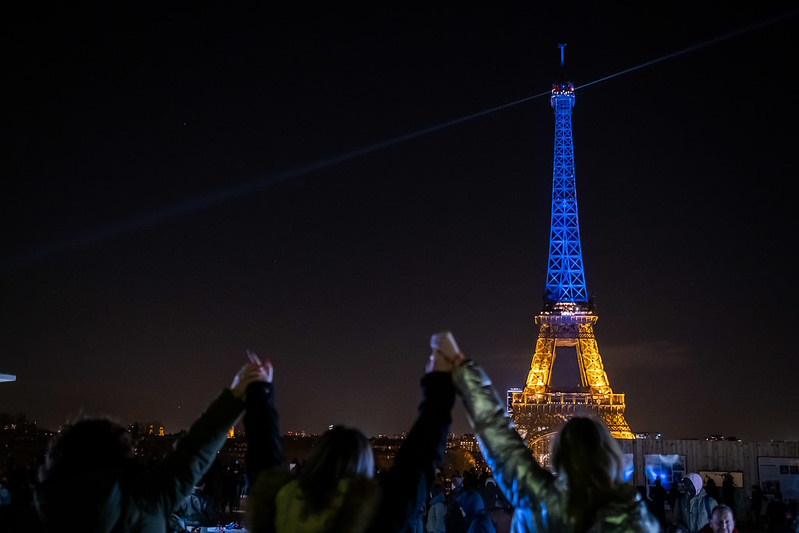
[426,347,464,374]
[232,333,461,398]
[229,350,273,400]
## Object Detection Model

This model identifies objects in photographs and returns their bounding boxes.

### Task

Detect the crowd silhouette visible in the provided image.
[1,332,798,532]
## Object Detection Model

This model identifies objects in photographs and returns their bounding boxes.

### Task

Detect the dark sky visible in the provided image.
[2,4,798,442]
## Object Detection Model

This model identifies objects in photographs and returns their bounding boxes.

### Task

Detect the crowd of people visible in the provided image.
[1,331,798,532]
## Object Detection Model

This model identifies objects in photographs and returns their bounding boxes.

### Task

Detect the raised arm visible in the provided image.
[374,333,457,532]
[143,360,268,517]
[242,352,282,485]
[452,358,556,531]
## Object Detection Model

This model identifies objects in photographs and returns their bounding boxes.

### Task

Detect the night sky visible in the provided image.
[2,4,798,442]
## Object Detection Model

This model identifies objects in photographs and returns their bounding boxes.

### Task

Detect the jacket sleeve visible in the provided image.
[376,371,456,533]
[244,381,283,486]
[452,360,558,531]
[147,388,246,516]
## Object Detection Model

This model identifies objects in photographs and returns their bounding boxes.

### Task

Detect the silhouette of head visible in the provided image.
[308,425,373,478]
[296,425,375,512]
[38,417,133,482]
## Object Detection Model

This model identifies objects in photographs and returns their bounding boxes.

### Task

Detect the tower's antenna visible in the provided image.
[557,43,567,66]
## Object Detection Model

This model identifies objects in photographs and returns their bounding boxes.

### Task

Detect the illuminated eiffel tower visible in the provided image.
[509,46,634,457]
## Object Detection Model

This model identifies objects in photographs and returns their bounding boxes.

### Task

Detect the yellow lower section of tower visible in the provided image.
[516,313,634,441]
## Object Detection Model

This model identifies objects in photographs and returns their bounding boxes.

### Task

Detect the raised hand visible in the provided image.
[246,349,274,383]
[230,355,271,400]
[426,331,462,374]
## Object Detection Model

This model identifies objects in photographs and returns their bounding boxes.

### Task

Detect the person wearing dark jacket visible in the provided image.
[33,360,268,533]
[167,476,222,532]
[243,332,458,533]
[458,487,497,533]
[649,477,668,527]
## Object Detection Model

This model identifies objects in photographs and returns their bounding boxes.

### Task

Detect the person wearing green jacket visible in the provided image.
[451,349,660,533]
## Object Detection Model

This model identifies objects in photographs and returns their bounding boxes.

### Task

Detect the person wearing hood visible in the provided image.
[167,473,222,532]
[481,476,512,533]
[243,332,457,533]
[450,346,660,533]
[33,359,269,533]
[673,473,718,533]
[479,476,502,511]
[458,487,497,533]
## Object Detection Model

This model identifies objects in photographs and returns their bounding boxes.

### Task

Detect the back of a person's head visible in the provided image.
[39,417,133,482]
[553,417,624,490]
[298,425,374,510]
[34,417,133,531]
[552,417,626,528]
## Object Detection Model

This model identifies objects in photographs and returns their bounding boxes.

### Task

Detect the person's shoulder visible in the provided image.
[246,468,295,533]
[473,511,497,532]
[249,467,294,503]
[334,477,383,532]
[592,489,661,533]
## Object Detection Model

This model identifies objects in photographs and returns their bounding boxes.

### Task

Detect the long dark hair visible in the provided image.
[297,425,374,512]
[552,416,626,531]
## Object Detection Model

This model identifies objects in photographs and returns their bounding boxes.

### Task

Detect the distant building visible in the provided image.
[619,437,799,501]
[146,423,165,437]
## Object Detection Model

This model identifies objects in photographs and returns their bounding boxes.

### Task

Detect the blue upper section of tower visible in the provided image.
[544,72,589,308]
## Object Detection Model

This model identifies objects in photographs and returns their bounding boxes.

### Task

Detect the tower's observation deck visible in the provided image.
[551,81,575,99]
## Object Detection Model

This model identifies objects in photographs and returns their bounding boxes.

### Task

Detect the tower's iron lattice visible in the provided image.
[510,47,634,454]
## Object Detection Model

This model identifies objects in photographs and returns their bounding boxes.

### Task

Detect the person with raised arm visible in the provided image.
[451,348,660,533]
[33,359,269,532]
[244,332,458,533]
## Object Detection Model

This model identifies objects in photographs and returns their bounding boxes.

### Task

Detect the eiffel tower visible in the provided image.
[509,46,634,456]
